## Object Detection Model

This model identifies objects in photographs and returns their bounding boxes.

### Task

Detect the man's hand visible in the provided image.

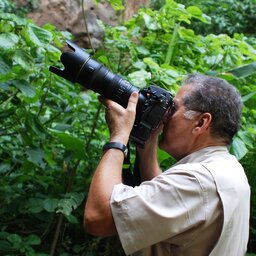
[100,91,139,145]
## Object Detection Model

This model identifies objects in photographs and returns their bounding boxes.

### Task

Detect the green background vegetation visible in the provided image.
[0,0,255,255]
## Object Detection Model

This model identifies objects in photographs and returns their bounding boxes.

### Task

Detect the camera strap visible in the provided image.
[122,142,141,187]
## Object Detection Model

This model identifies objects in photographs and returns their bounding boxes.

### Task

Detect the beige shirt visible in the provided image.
[110,146,250,256]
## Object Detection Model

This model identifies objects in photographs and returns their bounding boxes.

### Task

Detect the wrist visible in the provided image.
[110,134,129,146]
[103,142,128,158]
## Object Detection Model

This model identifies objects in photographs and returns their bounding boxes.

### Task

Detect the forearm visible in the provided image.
[137,136,161,181]
[84,148,124,236]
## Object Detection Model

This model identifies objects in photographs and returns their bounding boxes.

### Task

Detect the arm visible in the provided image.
[84,92,139,237]
[136,124,163,181]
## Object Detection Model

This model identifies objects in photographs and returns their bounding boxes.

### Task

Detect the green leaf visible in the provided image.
[57,192,85,216]
[0,56,11,74]
[135,45,150,55]
[0,13,27,26]
[143,14,159,30]
[24,234,41,245]
[186,6,210,23]
[14,80,36,98]
[64,214,79,224]
[0,163,11,174]
[242,91,256,103]
[12,49,33,70]
[186,6,202,16]
[25,23,53,46]
[0,240,13,252]
[0,33,19,50]
[128,70,151,88]
[230,137,248,160]
[26,148,46,169]
[7,234,22,249]
[157,148,171,163]
[107,0,124,11]
[230,62,256,78]
[49,129,85,159]
[0,108,15,118]
[237,131,254,148]
[27,198,44,213]
[43,198,59,212]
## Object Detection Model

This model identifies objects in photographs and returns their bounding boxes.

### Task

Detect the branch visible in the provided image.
[81,0,94,50]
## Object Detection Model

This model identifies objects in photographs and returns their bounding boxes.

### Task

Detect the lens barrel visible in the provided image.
[50,40,140,108]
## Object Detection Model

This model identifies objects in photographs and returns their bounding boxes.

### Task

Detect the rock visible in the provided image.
[13,0,149,48]
[15,0,117,48]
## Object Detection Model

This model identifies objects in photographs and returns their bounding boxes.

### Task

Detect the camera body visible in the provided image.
[50,40,173,147]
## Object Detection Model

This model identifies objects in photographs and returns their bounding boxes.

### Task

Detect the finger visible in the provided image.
[127,91,139,112]
[99,96,116,109]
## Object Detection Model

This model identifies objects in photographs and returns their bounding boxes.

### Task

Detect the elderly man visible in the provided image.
[84,74,250,256]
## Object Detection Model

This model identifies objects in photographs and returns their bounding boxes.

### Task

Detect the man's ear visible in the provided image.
[193,113,212,134]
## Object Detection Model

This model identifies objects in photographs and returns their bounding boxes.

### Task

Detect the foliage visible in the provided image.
[1,0,39,16]
[0,2,110,255]
[96,0,124,11]
[176,0,256,36]
[0,0,256,255]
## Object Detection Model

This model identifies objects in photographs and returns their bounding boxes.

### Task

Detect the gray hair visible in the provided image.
[181,73,243,144]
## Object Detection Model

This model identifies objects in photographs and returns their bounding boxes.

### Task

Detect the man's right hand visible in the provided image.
[100,91,139,145]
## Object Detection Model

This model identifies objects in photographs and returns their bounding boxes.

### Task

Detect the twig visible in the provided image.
[50,214,64,256]
[81,0,94,50]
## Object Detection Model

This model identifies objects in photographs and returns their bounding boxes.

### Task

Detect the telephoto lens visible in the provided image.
[49,41,173,147]
[49,40,143,108]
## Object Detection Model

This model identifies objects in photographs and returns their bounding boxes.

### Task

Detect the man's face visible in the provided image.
[159,85,198,160]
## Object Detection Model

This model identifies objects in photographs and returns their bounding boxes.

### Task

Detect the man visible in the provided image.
[84,74,250,255]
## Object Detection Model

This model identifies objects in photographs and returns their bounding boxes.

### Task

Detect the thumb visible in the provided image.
[127,91,139,112]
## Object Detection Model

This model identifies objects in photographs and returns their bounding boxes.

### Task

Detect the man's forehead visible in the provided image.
[174,84,192,103]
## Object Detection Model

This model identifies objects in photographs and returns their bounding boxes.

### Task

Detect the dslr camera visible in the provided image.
[50,40,173,147]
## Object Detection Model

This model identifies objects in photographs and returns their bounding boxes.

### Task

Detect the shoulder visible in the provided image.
[164,162,215,185]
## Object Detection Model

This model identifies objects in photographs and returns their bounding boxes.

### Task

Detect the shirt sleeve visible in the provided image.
[110,168,207,255]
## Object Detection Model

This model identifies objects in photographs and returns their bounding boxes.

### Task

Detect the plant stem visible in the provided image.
[165,22,180,65]
[49,104,101,255]
[81,0,94,50]
[50,214,64,256]
[49,159,80,256]
[84,104,102,152]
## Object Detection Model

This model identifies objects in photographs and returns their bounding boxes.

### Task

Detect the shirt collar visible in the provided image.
[173,146,229,166]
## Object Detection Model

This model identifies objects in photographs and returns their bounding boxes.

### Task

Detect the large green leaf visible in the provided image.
[12,49,33,70]
[49,129,85,159]
[57,192,85,216]
[26,148,46,169]
[242,91,256,103]
[43,198,59,212]
[14,80,36,98]
[230,62,256,78]
[23,23,53,46]
[0,33,19,50]
[230,137,248,160]
[0,13,26,26]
